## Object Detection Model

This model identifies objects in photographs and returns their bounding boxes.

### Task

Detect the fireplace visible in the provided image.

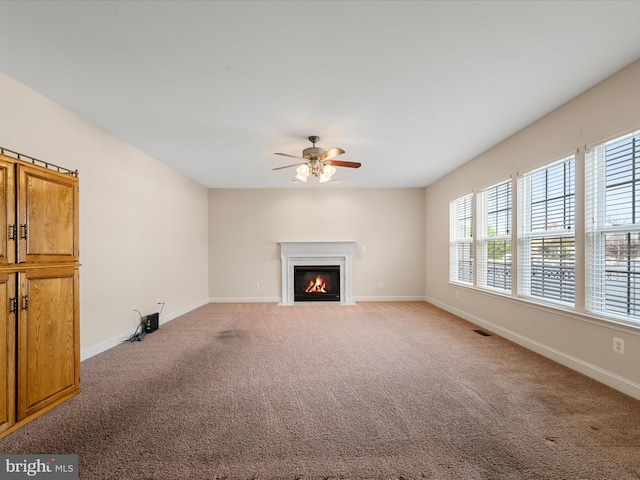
[294,265,341,302]
[279,242,356,306]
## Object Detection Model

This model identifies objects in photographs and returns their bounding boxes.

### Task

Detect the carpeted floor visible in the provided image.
[2,302,639,479]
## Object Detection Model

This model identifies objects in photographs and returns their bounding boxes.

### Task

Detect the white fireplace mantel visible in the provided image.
[279,241,357,306]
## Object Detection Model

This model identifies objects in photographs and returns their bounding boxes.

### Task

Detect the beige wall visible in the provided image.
[208,188,426,302]
[0,72,210,360]
[425,59,640,399]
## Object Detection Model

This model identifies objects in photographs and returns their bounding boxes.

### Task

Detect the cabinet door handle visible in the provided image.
[20,224,27,240]
[21,295,28,311]
[8,224,16,241]
[10,297,17,315]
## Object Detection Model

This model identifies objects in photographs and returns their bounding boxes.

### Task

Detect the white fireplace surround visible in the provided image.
[279,241,357,306]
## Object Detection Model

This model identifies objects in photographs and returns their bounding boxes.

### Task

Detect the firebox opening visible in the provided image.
[294,265,340,302]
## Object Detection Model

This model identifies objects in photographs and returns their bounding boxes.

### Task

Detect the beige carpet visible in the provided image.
[2,302,639,479]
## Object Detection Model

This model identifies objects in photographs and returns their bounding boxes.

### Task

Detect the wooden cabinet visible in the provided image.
[0,157,16,267]
[17,267,80,421]
[0,152,80,439]
[17,164,79,264]
[0,272,16,435]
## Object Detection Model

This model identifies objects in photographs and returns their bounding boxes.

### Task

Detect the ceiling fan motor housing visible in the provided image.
[303,146,325,158]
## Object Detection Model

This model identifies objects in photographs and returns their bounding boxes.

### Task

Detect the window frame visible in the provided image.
[476,179,512,293]
[517,155,576,307]
[586,129,640,325]
[449,193,474,286]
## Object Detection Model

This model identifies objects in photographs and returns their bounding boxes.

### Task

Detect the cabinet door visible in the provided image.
[17,267,80,421]
[17,165,79,264]
[0,272,16,433]
[0,155,16,266]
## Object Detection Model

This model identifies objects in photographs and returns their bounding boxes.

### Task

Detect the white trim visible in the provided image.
[211,296,428,303]
[516,150,578,178]
[209,297,281,303]
[354,296,427,302]
[80,298,209,361]
[426,295,640,401]
[585,124,640,151]
[279,241,357,306]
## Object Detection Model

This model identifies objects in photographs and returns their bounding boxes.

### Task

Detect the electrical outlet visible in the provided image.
[255,282,260,289]
[362,246,367,253]
[455,291,460,299]
[379,282,384,288]
[613,337,624,354]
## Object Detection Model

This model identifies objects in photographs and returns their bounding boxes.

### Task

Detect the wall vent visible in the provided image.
[473,329,491,336]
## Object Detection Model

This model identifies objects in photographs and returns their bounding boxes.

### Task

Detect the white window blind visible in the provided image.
[450,194,473,285]
[586,130,640,323]
[476,180,512,292]
[518,155,576,305]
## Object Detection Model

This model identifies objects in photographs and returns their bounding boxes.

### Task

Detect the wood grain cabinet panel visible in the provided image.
[0,152,80,439]
[17,268,79,421]
[17,164,79,264]
[0,272,16,434]
[0,157,16,266]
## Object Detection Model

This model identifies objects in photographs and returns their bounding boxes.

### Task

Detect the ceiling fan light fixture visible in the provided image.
[323,165,336,178]
[295,164,310,182]
[318,165,335,183]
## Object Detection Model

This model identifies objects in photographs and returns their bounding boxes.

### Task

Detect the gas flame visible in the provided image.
[305,275,327,293]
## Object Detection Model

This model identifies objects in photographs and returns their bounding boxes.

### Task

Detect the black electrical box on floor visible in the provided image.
[145,313,159,333]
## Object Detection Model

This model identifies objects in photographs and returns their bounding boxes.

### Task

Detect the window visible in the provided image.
[586,130,640,323]
[450,194,473,285]
[518,155,576,305]
[477,180,512,292]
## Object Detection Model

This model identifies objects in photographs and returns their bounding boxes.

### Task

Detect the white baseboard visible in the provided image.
[80,298,209,361]
[208,296,281,303]
[209,296,427,304]
[425,296,640,402]
[354,295,427,302]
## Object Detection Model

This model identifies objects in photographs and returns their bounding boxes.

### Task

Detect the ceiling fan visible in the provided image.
[273,135,361,183]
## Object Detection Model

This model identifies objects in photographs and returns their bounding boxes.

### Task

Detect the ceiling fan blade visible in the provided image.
[316,147,345,161]
[273,162,305,171]
[274,152,306,160]
[325,160,361,168]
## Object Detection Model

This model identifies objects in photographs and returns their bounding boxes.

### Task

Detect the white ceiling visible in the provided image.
[1,1,640,189]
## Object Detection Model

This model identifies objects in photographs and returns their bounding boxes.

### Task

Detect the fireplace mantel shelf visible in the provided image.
[279,242,356,306]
